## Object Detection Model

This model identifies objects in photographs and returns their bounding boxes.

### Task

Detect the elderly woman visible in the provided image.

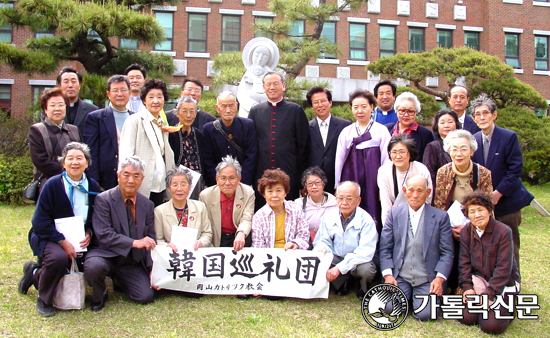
[294,167,338,244]
[252,169,309,250]
[385,91,434,162]
[434,129,493,293]
[335,89,391,229]
[154,166,212,252]
[458,191,520,334]
[377,134,432,225]
[119,79,175,207]
[168,96,206,199]
[29,88,81,193]
[18,142,100,317]
[423,109,462,191]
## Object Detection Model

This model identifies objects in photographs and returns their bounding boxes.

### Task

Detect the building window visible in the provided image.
[290,20,305,40]
[31,85,53,105]
[465,32,480,50]
[535,36,549,70]
[120,38,138,50]
[320,22,336,59]
[380,26,396,57]
[349,23,367,60]
[437,30,453,48]
[221,15,241,52]
[505,33,521,69]
[409,28,425,53]
[87,29,101,42]
[0,3,13,43]
[0,84,11,113]
[154,12,173,51]
[35,29,55,39]
[255,17,273,39]
[188,14,207,53]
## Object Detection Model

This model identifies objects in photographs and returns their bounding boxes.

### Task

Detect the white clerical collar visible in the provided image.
[268,98,283,106]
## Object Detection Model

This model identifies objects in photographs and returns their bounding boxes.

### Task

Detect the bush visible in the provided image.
[0,110,35,158]
[0,154,34,205]
[305,103,353,122]
[396,87,440,125]
[497,107,550,185]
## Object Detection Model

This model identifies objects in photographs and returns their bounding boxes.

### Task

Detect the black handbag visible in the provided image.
[22,174,43,203]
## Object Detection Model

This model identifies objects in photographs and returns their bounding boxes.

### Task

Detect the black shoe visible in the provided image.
[91,292,108,312]
[36,298,55,317]
[18,261,39,295]
[336,280,350,296]
[356,287,366,300]
[236,295,251,300]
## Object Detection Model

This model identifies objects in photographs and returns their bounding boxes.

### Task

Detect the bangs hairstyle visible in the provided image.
[461,190,494,216]
[257,168,290,195]
[140,79,169,102]
[432,109,462,139]
[388,133,419,162]
[348,89,376,107]
[40,87,70,112]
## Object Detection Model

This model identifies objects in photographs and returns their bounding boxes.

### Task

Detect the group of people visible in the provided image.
[19,66,532,334]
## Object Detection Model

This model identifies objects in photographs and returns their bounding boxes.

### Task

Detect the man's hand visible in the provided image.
[284,242,298,251]
[79,231,92,249]
[133,236,156,250]
[429,276,445,296]
[167,243,178,253]
[452,225,465,241]
[59,239,77,259]
[233,232,246,252]
[384,275,398,286]
[462,289,476,303]
[492,190,503,205]
[326,267,341,282]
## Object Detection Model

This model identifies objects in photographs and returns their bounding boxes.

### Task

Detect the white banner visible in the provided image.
[151,246,333,299]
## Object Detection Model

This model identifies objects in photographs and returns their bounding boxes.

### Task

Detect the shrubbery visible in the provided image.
[0,154,34,204]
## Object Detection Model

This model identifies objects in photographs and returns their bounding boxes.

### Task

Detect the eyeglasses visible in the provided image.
[312,99,329,106]
[183,88,202,94]
[171,182,189,189]
[390,150,408,157]
[48,104,66,110]
[306,180,323,188]
[218,176,238,183]
[336,197,357,204]
[449,147,470,155]
[397,109,416,116]
[110,89,129,94]
[263,82,282,88]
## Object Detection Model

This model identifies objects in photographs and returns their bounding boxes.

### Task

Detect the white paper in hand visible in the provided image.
[447,200,469,227]
[171,226,199,251]
[178,164,201,198]
[54,216,87,252]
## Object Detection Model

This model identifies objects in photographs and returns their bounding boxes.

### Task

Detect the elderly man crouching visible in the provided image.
[379,174,453,321]
[199,156,255,251]
[313,181,377,299]
[84,156,156,312]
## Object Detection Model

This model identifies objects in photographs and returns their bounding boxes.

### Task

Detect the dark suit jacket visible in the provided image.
[169,127,206,178]
[472,126,533,216]
[379,204,454,281]
[385,122,434,163]
[307,115,351,194]
[462,113,481,135]
[65,98,98,136]
[165,108,216,131]
[202,116,257,186]
[83,107,134,190]
[29,174,100,257]
[87,187,155,268]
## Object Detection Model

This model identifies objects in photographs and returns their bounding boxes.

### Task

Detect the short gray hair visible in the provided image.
[118,156,145,174]
[262,71,285,84]
[336,181,361,198]
[215,155,242,177]
[107,75,130,92]
[174,95,198,112]
[165,166,194,187]
[443,129,478,154]
[469,93,497,115]
[59,142,92,166]
[406,174,429,189]
[216,90,237,104]
[394,91,421,113]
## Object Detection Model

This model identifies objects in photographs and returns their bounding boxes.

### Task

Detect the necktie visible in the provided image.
[320,121,328,146]
[483,136,490,165]
[126,199,140,262]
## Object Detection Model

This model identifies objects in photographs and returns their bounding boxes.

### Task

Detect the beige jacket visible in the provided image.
[199,183,255,247]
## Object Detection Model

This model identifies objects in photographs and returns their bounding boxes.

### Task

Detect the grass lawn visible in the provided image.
[1,184,548,337]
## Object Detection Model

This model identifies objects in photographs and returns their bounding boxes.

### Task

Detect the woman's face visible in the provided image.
[397,99,417,128]
[390,143,411,170]
[351,97,373,125]
[44,95,67,125]
[437,114,457,139]
[63,149,88,181]
[144,88,165,116]
[169,175,190,203]
[467,204,491,229]
[264,183,287,210]
[449,137,472,168]
[177,102,197,127]
[252,47,270,67]
[305,175,324,199]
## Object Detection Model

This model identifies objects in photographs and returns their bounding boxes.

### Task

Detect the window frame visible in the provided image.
[188,13,208,53]
[154,11,174,51]
[119,38,139,50]
[437,29,453,48]
[254,17,273,39]
[505,33,521,69]
[464,31,480,51]
[0,3,13,43]
[535,35,549,71]
[320,21,337,59]
[409,27,425,53]
[289,20,305,40]
[221,15,241,52]
[379,25,396,57]
[0,84,11,113]
[349,23,367,60]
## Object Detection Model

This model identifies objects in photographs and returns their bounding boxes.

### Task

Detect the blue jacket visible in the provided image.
[472,126,533,216]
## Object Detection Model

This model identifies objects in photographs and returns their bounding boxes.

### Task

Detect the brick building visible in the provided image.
[1,0,550,116]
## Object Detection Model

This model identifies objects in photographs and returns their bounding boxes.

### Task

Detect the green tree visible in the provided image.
[0,0,166,75]
[396,86,440,124]
[366,47,547,110]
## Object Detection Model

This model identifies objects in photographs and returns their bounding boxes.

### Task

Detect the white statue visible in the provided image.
[237,37,279,117]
